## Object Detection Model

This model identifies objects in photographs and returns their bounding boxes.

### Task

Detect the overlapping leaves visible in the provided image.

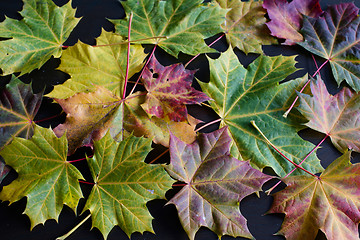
[299,2,360,91]
[84,132,174,238]
[0,75,42,149]
[270,151,360,240]
[0,126,84,228]
[47,30,146,99]
[112,0,227,57]
[217,0,276,54]
[0,0,79,76]
[297,77,360,152]
[263,0,322,45]
[200,47,323,177]
[165,127,272,239]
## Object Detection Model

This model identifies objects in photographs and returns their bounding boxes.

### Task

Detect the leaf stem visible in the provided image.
[67,156,93,163]
[251,121,318,178]
[128,45,157,96]
[78,180,94,185]
[34,114,61,124]
[195,118,222,132]
[266,133,329,195]
[283,59,329,118]
[122,12,133,99]
[184,33,225,68]
[56,213,91,240]
[149,149,169,164]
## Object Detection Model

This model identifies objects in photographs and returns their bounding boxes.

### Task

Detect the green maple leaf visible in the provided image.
[47,30,146,99]
[112,0,227,57]
[0,126,84,228]
[200,47,323,177]
[0,75,42,149]
[216,0,276,54]
[299,3,360,91]
[297,77,360,153]
[84,132,174,238]
[269,151,360,240]
[166,127,273,239]
[0,0,79,76]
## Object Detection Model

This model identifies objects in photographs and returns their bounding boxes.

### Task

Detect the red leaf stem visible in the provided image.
[149,148,169,164]
[195,118,222,132]
[251,121,319,178]
[122,12,133,99]
[184,33,225,68]
[68,156,93,163]
[78,180,94,185]
[128,44,157,97]
[34,114,62,124]
[283,58,330,117]
[266,133,329,195]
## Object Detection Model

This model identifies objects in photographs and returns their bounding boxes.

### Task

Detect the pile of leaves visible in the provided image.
[0,0,360,239]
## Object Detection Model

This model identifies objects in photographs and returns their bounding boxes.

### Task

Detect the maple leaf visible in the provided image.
[141,56,210,122]
[124,92,198,147]
[269,151,360,240]
[0,0,79,76]
[297,77,360,153]
[83,132,174,239]
[47,30,146,99]
[165,127,273,240]
[0,75,42,149]
[299,2,360,91]
[199,47,323,177]
[112,0,227,57]
[0,126,84,229]
[53,86,122,155]
[263,0,322,45]
[216,0,276,54]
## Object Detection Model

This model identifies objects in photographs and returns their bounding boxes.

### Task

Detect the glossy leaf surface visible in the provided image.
[166,127,273,239]
[263,0,322,45]
[298,77,360,153]
[84,133,174,238]
[200,47,323,177]
[299,3,360,91]
[141,56,210,122]
[0,0,79,76]
[112,0,227,57]
[0,75,42,149]
[270,151,360,240]
[0,126,84,229]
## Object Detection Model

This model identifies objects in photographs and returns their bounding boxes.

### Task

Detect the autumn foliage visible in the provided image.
[0,0,360,240]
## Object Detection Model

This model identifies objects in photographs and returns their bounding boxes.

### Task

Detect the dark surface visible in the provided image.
[0,0,360,240]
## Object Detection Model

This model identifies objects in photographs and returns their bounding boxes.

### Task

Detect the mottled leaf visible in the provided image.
[299,3,360,91]
[141,56,210,122]
[112,0,227,57]
[0,126,84,228]
[217,0,276,54]
[47,30,146,99]
[269,151,360,240]
[124,92,198,147]
[199,47,323,177]
[0,0,79,76]
[84,132,174,238]
[263,0,322,45]
[297,77,360,153]
[0,75,42,149]
[166,127,272,240]
[53,86,121,155]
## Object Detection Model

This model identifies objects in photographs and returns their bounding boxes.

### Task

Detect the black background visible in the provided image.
[0,0,360,239]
